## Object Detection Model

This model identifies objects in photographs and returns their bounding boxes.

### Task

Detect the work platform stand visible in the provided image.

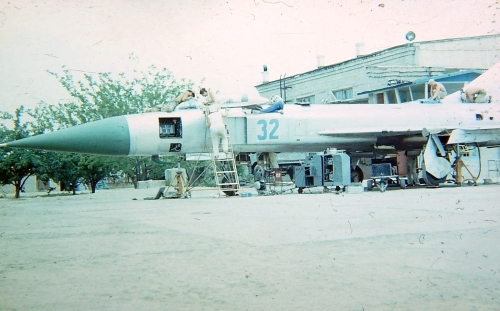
[210,127,241,197]
[258,168,295,195]
[147,161,190,200]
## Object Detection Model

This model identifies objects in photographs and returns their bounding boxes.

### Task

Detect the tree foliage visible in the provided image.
[30,65,195,128]
[0,107,45,198]
[39,65,195,191]
[40,152,83,195]
[78,155,117,194]
[1,62,202,197]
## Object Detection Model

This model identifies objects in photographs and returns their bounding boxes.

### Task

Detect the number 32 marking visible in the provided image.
[257,119,279,140]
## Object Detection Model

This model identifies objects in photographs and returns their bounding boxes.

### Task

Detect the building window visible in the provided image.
[331,88,353,101]
[296,95,315,104]
[387,90,397,104]
[376,93,384,104]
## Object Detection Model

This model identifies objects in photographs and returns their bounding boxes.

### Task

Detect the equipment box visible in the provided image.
[371,163,393,177]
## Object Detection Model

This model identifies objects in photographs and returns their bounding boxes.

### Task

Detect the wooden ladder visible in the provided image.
[210,127,241,197]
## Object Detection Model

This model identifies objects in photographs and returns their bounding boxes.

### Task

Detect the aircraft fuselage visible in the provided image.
[3,101,500,157]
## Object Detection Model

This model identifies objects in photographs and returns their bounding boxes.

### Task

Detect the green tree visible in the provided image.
[117,156,169,189]
[78,155,116,193]
[31,65,195,126]
[40,152,83,195]
[0,108,45,198]
[27,65,197,189]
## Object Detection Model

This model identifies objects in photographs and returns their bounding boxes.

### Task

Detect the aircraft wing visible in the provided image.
[317,127,432,137]
[448,128,500,145]
[319,125,500,147]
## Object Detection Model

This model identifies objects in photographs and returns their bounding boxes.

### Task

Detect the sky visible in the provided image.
[0,0,499,114]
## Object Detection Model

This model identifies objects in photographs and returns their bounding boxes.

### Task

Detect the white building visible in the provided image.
[256,34,500,105]
[255,34,500,184]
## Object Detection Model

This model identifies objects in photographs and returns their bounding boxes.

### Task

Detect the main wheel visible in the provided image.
[351,166,364,183]
[422,163,446,186]
[253,164,265,182]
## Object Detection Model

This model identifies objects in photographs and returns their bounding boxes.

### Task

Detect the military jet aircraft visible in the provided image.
[2,63,500,186]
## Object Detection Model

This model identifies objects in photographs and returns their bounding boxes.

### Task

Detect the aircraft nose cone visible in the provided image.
[2,116,131,156]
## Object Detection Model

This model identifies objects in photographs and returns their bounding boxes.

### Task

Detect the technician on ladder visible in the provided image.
[204,100,229,158]
[202,90,240,196]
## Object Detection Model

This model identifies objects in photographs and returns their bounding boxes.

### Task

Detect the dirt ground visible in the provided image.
[1,184,499,311]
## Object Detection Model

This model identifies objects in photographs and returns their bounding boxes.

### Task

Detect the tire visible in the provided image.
[351,166,364,183]
[422,163,446,186]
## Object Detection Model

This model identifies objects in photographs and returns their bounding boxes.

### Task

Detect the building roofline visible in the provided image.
[357,69,484,95]
[256,34,500,87]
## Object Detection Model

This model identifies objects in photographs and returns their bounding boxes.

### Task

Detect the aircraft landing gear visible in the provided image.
[422,163,446,186]
[351,166,364,183]
[421,133,452,187]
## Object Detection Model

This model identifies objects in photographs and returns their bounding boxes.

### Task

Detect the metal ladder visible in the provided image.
[210,126,241,196]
